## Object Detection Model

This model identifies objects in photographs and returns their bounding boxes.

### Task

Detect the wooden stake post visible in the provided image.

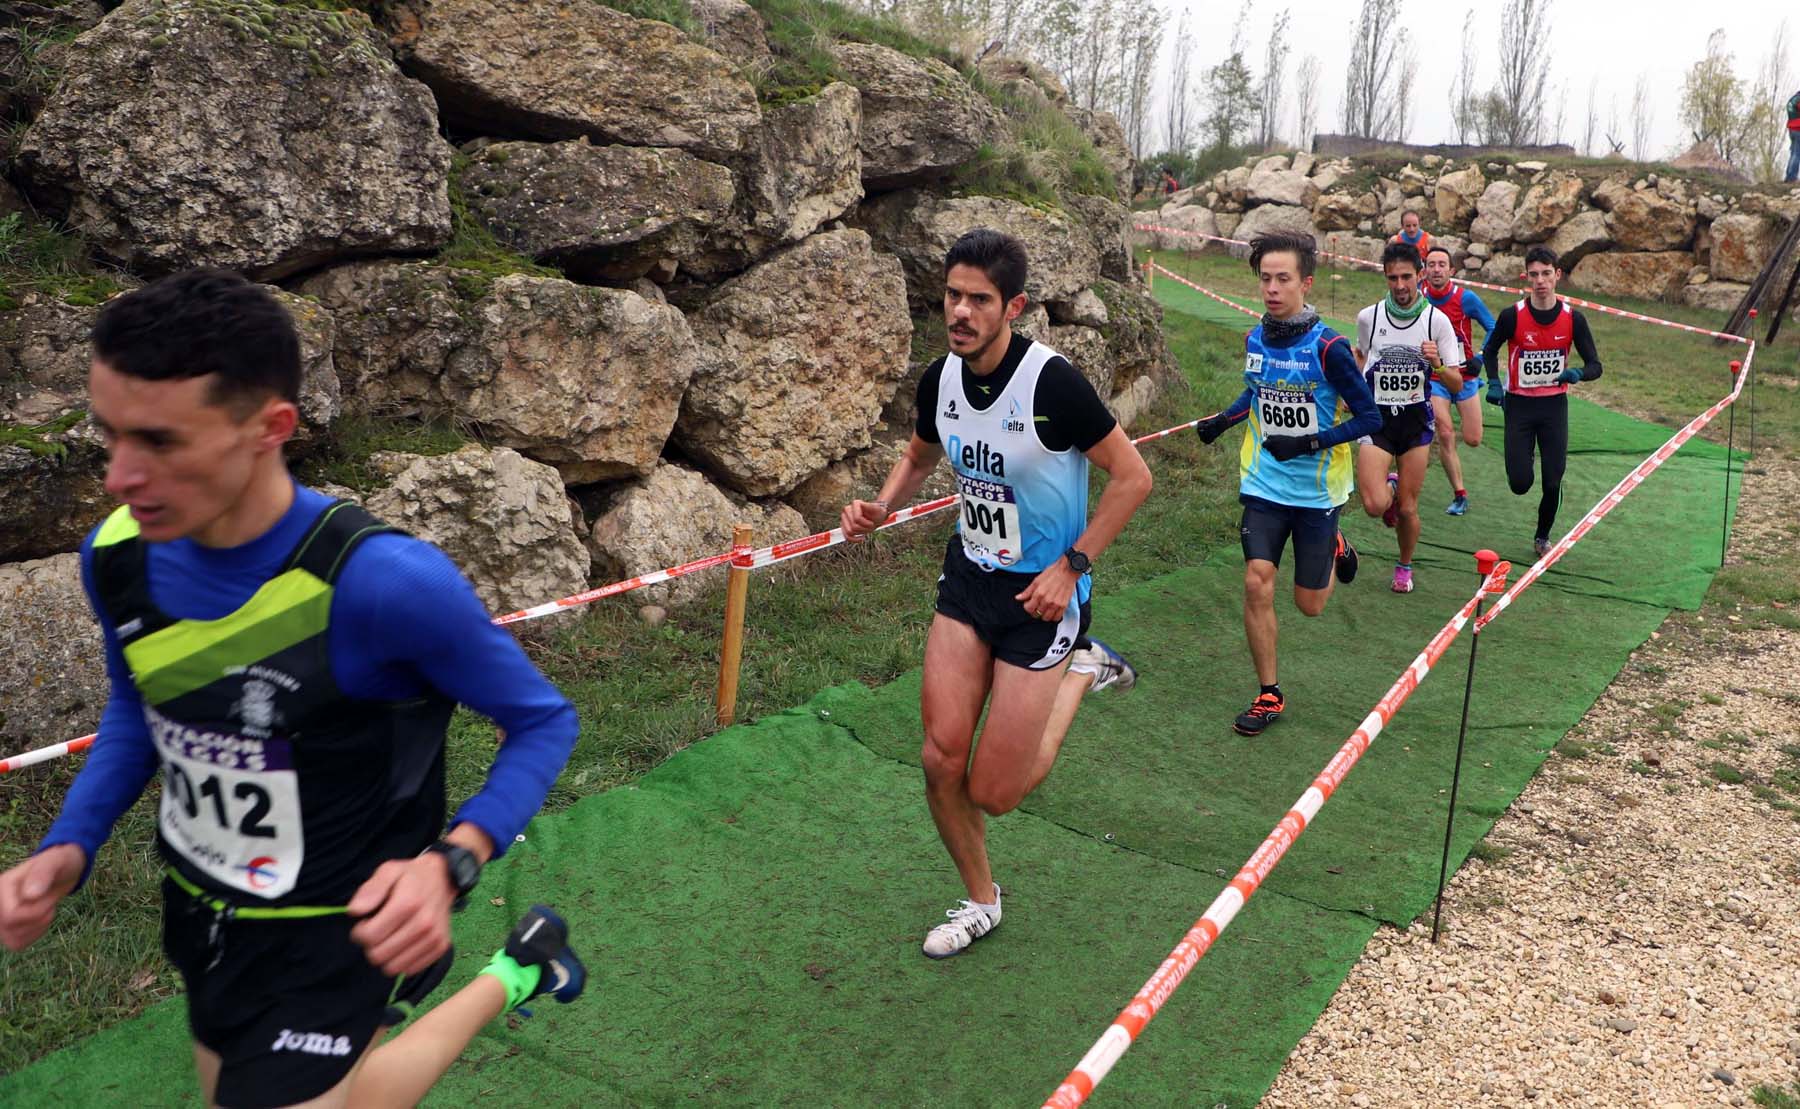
[714,523,754,726]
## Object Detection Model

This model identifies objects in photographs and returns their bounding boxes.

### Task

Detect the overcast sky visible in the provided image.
[1153,0,1795,158]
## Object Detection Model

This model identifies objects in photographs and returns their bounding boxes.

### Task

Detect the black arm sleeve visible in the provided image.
[1033,357,1118,453]
[914,357,947,443]
[1481,306,1517,382]
[1570,310,1602,380]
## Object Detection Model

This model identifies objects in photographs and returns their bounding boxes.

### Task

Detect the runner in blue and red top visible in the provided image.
[1421,244,1496,517]
[1479,245,1604,559]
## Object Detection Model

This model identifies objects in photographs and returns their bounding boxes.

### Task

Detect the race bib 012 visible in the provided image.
[957,473,1023,569]
[1256,385,1315,432]
[1517,348,1567,388]
[149,708,303,900]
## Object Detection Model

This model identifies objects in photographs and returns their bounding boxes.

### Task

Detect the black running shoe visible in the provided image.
[1334,532,1359,585]
[1233,691,1285,736]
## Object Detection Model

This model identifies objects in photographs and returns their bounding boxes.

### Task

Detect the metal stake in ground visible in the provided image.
[1432,548,1502,944]
[1722,362,1740,569]
[1747,310,1757,456]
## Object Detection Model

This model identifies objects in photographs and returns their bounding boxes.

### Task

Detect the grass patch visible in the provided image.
[434,154,563,301]
[1553,736,1591,760]
[293,413,470,492]
[0,212,128,310]
[1469,838,1512,863]
[0,410,84,458]
[1708,761,1746,785]
[1701,692,1724,706]
[1753,1081,1800,1109]
[590,0,698,34]
[746,0,958,106]
[1627,760,1656,776]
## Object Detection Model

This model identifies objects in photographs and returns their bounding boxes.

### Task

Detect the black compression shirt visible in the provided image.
[914,332,1118,453]
[1481,301,1603,381]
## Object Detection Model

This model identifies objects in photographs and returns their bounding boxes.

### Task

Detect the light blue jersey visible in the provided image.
[1240,322,1356,509]
[937,342,1092,603]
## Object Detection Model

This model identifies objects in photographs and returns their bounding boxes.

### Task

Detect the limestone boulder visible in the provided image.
[589,460,806,606]
[1319,232,1387,267]
[1246,162,1319,209]
[1590,175,1632,212]
[272,289,342,453]
[1312,192,1374,232]
[1508,172,1584,244]
[0,1,104,122]
[685,0,770,67]
[1233,203,1316,246]
[1605,189,1696,252]
[1291,151,1318,177]
[1216,211,1242,239]
[382,0,760,159]
[1106,375,1160,432]
[1707,213,1783,284]
[1141,204,1218,252]
[0,552,105,748]
[1065,194,1134,283]
[1046,324,1111,397]
[362,446,589,615]
[1310,160,1350,192]
[1469,181,1520,246]
[1681,280,1750,314]
[0,298,107,561]
[301,263,698,483]
[1093,277,1177,393]
[459,139,737,282]
[1397,163,1428,197]
[1482,253,1525,284]
[831,41,1005,190]
[677,229,911,497]
[1545,210,1611,270]
[1434,165,1486,231]
[18,0,452,279]
[854,190,1101,312]
[1738,191,1800,225]
[715,83,864,272]
[975,55,1068,106]
[1049,289,1109,329]
[1218,165,1252,209]
[1570,251,1694,302]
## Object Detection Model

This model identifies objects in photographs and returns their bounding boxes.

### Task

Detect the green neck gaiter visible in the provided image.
[1385,292,1426,321]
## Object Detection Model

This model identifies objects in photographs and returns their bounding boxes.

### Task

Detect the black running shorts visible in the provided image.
[935,541,1092,671]
[1239,495,1341,591]
[1367,404,1434,455]
[162,879,451,1108]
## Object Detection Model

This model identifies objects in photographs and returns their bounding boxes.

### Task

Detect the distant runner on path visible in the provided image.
[1422,244,1496,517]
[841,229,1152,960]
[1481,245,1606,559]
[1192,231,1380,735]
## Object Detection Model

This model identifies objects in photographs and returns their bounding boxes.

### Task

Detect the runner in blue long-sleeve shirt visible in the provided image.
[0,270,586,1109]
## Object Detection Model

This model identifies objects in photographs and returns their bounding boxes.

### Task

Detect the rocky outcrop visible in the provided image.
[1433,165,1486,231]
[718,83,864,269]
[854,190,1102,311]
[0,431,108,566]
[1570,251,1694,302]
[685,0,770,67]
[589,460,806,605]
[18,0,452,279]
[1469,181,1520,245]
[1706,213,1782,284]
[1246,160,1319,209]
[1605,188,1696,252]
[677,230,911,497]
[1682,280,1751,313]
[362,445,590,614]
[0,552,104,747]
[301,263,698,483]
[383,0,761,159]
[1545,210,1611,270]
[831,41,1004,190]
[1067,107,1132,200]
[1065,194,1135,283]
[1093,277,1176,393]
[460,139,737,281]
[785,428,952,531]
[1234,202,1316,244]
[1507,172,1583,244]
[1313,191,1376,232]
[1141,204,1218,251]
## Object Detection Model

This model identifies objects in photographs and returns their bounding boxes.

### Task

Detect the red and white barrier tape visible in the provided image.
[1136,223,1753,345]
[0,735,94,775]
[1478,342,1754,630]
[1043,561,1512,1108]
[0,417,1207,772]
[1146,262,1260,319]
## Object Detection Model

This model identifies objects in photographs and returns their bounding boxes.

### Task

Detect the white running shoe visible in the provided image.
[1068,638,1137,693]
[921,889,1001,959]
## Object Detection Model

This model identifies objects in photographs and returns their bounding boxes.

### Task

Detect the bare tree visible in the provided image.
[1393,30,1419,141]
[1580,76,1599,155]
[1162,14,1197,153]
[1449,10,1480,144]
[1630,73,1654,160]
[1256,8,1291,149]
[1748,20,1793,181]
[1603,94,1626,157]
[1489,0,1554,145]
[1294,52,1322,151]
[1340,0,1406,140]
[1119,18,1163,161]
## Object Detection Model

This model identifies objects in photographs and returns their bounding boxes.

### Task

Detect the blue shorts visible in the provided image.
[1430,376,1481,404]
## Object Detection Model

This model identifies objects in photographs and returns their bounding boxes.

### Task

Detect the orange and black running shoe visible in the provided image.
[1233,691,1285,736]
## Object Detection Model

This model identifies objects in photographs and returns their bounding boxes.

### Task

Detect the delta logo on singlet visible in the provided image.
[944,433,1005,477]
[1002,397,1026,435]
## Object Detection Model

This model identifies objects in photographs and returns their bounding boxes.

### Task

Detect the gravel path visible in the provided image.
[1263,456,1800,1108]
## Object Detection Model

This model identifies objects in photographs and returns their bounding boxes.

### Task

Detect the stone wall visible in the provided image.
[1143,151,1800,314]
[0,0,1178,747]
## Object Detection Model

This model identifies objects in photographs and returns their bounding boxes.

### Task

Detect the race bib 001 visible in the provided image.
[1517,348,1567,388]
[957,473,1022,569]
[1256,385,1315,432]
[149,708,303,899]
[1371,347,1428,407]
